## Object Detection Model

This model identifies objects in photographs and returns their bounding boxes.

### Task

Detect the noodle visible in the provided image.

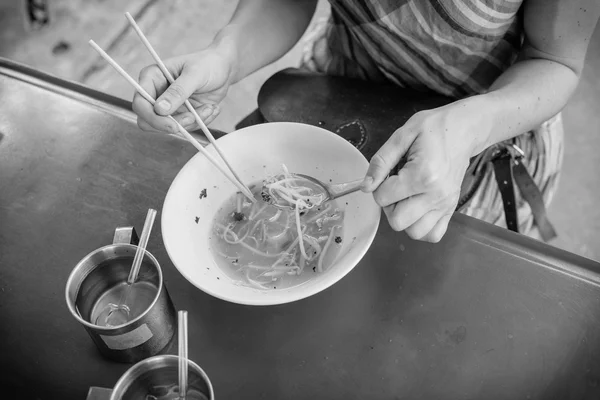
[299,254,306,274]
[245,269,270,289]
[246,236,260,247]
[271,226,306,268]
[248,220,263,237]
[269,209,282,222]
[318,225,339,273]
[238,241,284,258]
[219,223,248,244]
[302,235,322,259]
[259,220,267,244]
[249,203,268,220]
[295,201,309,259]
[305,203,333,224]
[211,165,344,290]
[266,182,322,204]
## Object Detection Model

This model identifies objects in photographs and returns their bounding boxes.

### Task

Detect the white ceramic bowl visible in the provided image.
[162,122,381,305]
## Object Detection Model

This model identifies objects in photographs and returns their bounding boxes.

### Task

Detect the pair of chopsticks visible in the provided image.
[89,12,256,202]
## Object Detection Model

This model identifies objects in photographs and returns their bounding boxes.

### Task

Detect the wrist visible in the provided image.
[456,94,496,157]
[209,25,241,84]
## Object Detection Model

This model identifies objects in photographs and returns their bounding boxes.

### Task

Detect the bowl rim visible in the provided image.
[161,122,381,306]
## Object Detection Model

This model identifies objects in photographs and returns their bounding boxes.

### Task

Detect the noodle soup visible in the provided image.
[209,171,345,290]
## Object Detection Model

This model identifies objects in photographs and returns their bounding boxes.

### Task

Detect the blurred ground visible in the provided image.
[1,0,598,261]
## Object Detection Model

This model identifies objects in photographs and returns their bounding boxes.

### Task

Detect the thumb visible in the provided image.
[361,126,417,193]
[154,67,206,116]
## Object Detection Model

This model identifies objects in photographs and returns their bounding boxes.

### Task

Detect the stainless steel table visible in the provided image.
[1,58,600,400]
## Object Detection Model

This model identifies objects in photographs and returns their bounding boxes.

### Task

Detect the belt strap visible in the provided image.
[512,159,557,241]
[491,145,557,241]
[492,150,519,232]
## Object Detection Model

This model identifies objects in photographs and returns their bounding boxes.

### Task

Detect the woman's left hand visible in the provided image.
[361,98,491,243]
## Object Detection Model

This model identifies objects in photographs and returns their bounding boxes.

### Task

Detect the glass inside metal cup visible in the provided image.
[65,227,176,363]
[110,355,214,400]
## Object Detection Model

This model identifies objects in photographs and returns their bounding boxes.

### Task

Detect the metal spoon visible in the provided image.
[262,173,363,210]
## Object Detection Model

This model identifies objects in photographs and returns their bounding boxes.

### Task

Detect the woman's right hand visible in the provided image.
[132,47,235,134]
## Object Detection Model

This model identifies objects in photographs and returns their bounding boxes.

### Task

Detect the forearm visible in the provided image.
[467,56,580,155]
[211,0,318,83]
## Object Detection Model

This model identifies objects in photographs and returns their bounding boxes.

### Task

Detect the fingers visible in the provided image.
[387,205,452,243]
[372,162,426,208]
[383,191,453,242]
[133,63,220,133]
[133,92,177,133]
[189,104,221,126]
[404,210,444,241]
[137,116,161,133]
[421,213,452,243]
[383,194,430,232]
[371,154,457,208]
[202,104,221,125]
[133,65,178,133]
[362,125,418,193]
[171,104,222,131]
[154,65,208,116]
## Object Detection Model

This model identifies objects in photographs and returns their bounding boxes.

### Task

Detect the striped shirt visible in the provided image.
[300,0,563,239]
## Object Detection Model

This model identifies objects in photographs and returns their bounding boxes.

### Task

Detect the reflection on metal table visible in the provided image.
[1,58,600,400]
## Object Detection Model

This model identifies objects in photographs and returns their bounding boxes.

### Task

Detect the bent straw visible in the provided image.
[88,40,256,202]
[124,12,251,198]
[127,208,156,285]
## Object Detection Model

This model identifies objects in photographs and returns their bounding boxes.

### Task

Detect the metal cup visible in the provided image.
[106,355,214,400]
[65,226,176,363]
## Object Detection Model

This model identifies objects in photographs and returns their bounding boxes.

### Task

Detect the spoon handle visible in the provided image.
[328,178,364,199]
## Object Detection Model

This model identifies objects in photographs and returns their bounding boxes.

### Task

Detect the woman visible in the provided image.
[132,0,599,243]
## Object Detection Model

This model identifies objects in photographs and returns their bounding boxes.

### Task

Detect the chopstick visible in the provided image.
[124,13,250,197]
[88,40,256,202]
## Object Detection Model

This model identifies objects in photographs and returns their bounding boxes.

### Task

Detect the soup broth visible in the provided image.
[209,174,345,290]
